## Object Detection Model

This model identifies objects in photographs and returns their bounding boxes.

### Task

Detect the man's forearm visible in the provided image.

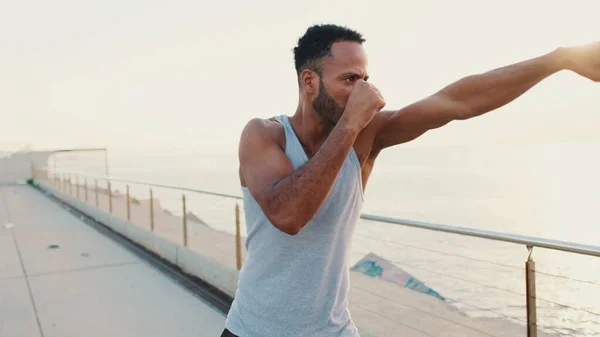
[265,122,360,234]
[439,48,568,119]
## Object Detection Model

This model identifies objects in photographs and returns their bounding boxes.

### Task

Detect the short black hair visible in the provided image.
[293,24,365,77]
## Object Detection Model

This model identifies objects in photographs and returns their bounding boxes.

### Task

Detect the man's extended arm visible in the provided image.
[372,42,600,150]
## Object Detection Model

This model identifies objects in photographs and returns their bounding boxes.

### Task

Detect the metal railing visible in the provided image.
[33,168,600,337]
[360,213,600,258]
[36,169,245,270]
[359,213,600,337]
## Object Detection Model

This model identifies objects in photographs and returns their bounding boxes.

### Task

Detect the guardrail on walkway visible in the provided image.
[33,168,600,337]
[35,169,245,270]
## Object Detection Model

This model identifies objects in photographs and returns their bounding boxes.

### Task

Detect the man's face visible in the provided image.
[311,41,369,126]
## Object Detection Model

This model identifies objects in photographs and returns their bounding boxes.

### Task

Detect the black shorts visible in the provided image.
[220,328,238,337]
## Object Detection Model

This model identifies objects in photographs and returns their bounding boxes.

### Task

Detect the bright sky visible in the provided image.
[1,0,598,154]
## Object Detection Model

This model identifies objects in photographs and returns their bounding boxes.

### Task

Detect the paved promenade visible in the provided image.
[0,184,225,337]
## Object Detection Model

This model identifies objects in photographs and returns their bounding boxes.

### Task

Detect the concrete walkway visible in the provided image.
[0,184,225,337]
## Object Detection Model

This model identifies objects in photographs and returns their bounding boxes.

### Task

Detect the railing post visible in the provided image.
[182,194,188,247]
[95,179,99,207]
[126,185,131,221]
[68,175,72,195]
[84,178,88,202]
[526,246,537,337]
[235,202,242,271]
[149,188,154,231]
[75,175,79,199]
[108,181,112,213]
[29,161,35,181]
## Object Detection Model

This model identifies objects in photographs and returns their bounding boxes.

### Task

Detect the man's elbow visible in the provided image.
[279,224,302,236]
[255,192,313,236]
[260,203,307,236]
[266,211,305,236]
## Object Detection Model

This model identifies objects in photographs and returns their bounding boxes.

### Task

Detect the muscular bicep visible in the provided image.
[371,94,469,151]
[239,119,293,208]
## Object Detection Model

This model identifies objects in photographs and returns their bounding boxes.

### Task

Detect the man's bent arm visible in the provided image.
[240,119,360,235]
[372,48,571,150]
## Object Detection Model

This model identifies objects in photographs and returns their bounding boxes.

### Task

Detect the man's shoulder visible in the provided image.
[352,110,396,162]
[240,117,286,151]
[244,116,283,132]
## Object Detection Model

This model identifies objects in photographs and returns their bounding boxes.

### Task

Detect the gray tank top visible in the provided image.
[225,115,364,337]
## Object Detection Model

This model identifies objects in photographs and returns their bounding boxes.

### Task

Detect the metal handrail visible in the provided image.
[50,169,600,258]
[360,213,600,258]
[53,170,243,200]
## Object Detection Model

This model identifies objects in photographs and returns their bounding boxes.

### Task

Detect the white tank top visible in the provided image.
[225,115,364,336]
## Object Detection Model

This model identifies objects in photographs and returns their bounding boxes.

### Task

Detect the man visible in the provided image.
[222,24,599,337]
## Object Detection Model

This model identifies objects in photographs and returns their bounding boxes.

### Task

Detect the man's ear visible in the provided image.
[300,69,319,95]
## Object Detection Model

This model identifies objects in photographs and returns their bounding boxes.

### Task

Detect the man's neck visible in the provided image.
[289,104,334,158]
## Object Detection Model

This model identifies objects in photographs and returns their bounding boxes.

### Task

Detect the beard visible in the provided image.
[312,78,345,126]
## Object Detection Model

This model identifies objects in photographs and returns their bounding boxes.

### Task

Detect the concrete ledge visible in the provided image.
[177,246,238,298]
[122,220,153,251]
[35,180,238,300]
[153,234,179,266]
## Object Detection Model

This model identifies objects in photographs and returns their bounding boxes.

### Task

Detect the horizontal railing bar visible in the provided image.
[51,170,243,200]
[52,148,107,153]
[46,169,600,258]
[360,213,600,258]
